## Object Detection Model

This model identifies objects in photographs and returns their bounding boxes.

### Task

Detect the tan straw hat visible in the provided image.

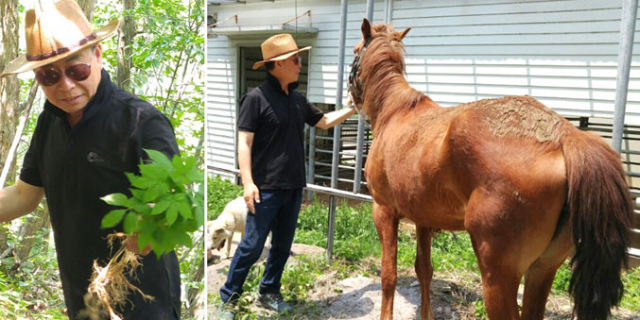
[0,0,119,78]
[252,33,311,70]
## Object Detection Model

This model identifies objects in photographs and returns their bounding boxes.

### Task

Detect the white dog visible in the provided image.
[207,197,247,260]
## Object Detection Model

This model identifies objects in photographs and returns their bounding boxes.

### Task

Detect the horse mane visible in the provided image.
[359,23,432,131]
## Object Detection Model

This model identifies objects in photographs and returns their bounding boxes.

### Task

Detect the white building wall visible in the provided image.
[207,35,237,174]
[206,0,640,171]
[393,0,640,121]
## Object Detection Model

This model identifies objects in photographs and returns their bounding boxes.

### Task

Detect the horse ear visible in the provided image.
[399,27,411,40]
[362,18,372,40]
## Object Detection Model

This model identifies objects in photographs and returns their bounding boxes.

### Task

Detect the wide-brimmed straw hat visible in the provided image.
[0,0,119,78]
[252,33,311,70]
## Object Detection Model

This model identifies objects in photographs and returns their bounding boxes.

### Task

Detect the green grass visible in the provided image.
[209,256,328,319]
[0,228,68,319]
[621,267,640,311]
[207,178,640,315]
[207,175,242,220]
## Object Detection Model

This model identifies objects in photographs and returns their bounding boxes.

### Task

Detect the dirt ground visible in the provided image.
[207,233,639,320]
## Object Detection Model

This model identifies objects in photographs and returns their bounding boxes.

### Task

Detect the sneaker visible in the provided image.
[258,292,292,313]
[216,301,236,320]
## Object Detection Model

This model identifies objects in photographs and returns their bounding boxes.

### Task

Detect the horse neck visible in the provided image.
[362,70,432,132]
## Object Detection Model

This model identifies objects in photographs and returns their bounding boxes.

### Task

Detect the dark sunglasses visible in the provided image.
[291,55,302,65]
[35,63,92,87]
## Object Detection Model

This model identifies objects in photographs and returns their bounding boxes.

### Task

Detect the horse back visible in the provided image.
[446,96,570,196]
[366,96,570,231]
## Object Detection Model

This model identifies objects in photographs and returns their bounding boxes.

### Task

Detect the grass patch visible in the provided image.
[207,175,242,220]
[207,178,640,316]
[209,256,329,319]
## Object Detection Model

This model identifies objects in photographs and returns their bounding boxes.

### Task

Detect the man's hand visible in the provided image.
[123,233,152,256]
[243,183,260,214]
[315,103,357,130]
[0,179,44,223]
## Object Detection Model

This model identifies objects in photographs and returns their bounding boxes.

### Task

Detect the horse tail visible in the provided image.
[561,129,633,320]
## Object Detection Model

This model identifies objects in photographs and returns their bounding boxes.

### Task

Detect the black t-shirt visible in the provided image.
[237,73,324,189]
[20,70,181,319]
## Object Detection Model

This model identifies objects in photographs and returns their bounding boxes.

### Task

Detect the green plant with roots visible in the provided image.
[81,149,204,319]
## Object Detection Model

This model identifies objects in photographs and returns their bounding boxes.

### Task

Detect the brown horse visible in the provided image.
[349,19,633,320]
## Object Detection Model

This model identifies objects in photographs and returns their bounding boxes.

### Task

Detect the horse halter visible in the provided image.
[348,37,373,117]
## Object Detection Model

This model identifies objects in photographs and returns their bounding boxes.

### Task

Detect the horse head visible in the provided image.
[349,19,420,129]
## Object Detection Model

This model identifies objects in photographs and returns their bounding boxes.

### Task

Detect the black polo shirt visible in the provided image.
[238,72,324,189]
[20,70,181,319]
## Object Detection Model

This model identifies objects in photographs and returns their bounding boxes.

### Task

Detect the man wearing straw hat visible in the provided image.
[217,33,356,319]
[0,0,180,318]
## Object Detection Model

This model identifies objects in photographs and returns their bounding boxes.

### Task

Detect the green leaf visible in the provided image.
[172,155,185,173]
[125,172,137,184]
[166,205,178,226]
[169,170,187,185]
[130,175,156,189]
[151,199,171,215]
[183,155,196,171]
[130,198,152,215]
[130,188,146,200]
[123,212,139,234]
[178,232,192,247]
[173,193,186,202]
[101,193,129,207]
[140,163,169,181]
[139,219,156,234]
[101,209,127,229]
[162,227,180,249]
[137,232,153,253]
[151,182,170,197]
[186,168,202,183]
[144,149,173,169]
[142,187,160,203]
[177,202,192,219]
[195,202,204,227]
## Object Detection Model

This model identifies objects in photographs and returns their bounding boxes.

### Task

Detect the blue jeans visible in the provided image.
[219,188,302,303]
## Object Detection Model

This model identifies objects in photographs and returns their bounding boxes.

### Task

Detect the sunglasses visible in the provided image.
[291,55,302,65]
[35,63,92,87]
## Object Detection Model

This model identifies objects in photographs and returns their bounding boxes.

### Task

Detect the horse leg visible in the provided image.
[521,220,572,320]
[415,226,434,320]
[466,194,524,320]
[373,202,399,320]
[470,239,522,319]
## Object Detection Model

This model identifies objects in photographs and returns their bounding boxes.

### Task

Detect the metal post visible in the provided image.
[384,0,393,23]
[353,123,366,193]
[307,126,317,201]
[366,0,375,20]
[353,0,376,194]
[327,0,349,262]
[612,0,639,152]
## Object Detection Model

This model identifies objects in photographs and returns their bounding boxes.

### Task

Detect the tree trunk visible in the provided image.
[0,0,21,254]
[77,0,97,20]
[117,0,135,92]
[185,257,204,317]
[0,0,20,187]
[15,202,51,264]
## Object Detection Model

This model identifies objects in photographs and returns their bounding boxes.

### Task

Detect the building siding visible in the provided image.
[207,0,640,172]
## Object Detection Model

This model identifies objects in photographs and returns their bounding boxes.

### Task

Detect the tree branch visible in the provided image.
[0,81,38,188]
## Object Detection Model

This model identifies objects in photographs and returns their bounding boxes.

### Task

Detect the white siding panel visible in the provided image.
[206,32,237,174]
[392,0,640,121]
[208,0,640,174]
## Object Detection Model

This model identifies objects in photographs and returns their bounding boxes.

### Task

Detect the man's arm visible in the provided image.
[0,179,44,222]
[314,106,357,130]
[238,130,260,214]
